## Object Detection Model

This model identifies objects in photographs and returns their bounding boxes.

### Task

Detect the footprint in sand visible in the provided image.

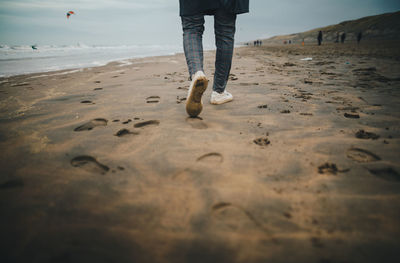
[230,74,238,81]
[346,148,381,163]
[283,62,296,67]
[315,61,335,66]
[367,167,400,182]
[355,130,379,140]
[336,106,359,112]
[0,179,24,190]
[212,202,233,211]
[318,163,349,175]
[344,113,360,119]
[93,88,103,91]
[318,163,339,175]
[114,129,139,137]
[254,137,271,147]
[81,100,95,104]
[70,155,109,174]
[133,120,160,128]
[239,82,258,86]
[186,117,207,129]
[146,96,160,104]
[197,152,223,163]
[294,94,312,100]
[74,118,108,131]
[176,96,186,104]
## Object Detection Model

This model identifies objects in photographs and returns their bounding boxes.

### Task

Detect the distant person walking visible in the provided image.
[357,31,362,44]
[335,32,339,43]
[341,32,346,43]
[317,31,323,46]
[180,0,249,117]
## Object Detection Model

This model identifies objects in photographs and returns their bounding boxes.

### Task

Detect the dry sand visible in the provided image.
[1,41,400,263]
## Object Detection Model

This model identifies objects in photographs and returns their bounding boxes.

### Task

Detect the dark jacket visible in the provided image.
[179,0,249,16]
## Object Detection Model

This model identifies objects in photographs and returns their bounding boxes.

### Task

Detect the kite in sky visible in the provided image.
[66,11,75,19]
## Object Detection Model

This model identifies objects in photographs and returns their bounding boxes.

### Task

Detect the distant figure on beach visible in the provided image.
[317,31,323,46]
[179,0,249,117]
[335,32,339,43]
[357,31,362,44]
[341,32,346,43]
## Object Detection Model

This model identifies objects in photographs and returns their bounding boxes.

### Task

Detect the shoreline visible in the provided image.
[0,51,186,79]
[0,53,182,79]
[2,39,399,80]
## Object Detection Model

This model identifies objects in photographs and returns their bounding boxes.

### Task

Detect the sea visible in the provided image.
[0,43,185,77]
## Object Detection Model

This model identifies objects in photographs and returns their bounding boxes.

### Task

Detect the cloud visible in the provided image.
[1,0,399,45]
[0,0,173,11]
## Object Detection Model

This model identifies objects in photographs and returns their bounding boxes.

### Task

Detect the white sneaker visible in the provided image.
[186,71,208,117]
[210,90,233,105]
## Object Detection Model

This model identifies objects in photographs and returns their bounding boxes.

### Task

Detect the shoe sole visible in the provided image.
[210,97,233,105]
[186,76,208,117]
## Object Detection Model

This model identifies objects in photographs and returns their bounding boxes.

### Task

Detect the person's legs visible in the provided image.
[181,15,205,78]
[182,14,208,117]
[213,8,237,93]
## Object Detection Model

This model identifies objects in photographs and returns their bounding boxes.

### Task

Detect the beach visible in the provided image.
[1,41,400,262]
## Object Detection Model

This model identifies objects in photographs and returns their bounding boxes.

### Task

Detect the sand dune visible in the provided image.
[256,11,400,44]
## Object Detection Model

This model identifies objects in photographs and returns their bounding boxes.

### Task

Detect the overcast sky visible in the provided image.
[0,0,399,46]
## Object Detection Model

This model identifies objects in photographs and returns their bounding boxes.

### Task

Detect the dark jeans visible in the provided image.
[181,8,237,93]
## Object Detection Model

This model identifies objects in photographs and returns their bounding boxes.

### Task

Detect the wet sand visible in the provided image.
[1,41,400,263]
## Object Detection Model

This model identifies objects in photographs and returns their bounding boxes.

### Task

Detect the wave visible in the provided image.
[0,43,181,52]
[0,43,183,77]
